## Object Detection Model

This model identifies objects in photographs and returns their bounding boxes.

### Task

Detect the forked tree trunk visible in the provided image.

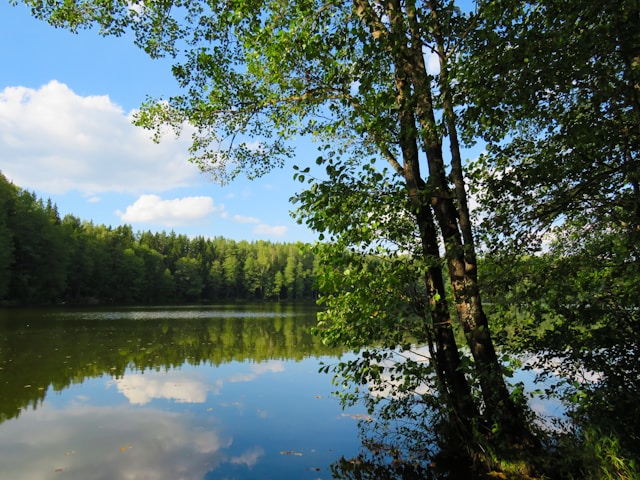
[394,62,478,426]
[353,0,529,442]
[407,0,527,436]
[353,0,480,430]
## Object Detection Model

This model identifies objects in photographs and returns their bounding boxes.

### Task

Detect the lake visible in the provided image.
[0,304,363,480]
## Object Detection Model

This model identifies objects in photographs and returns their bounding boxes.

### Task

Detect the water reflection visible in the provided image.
[113,368,220,404]
[0,306,564,479]
[0,305,359,479]
[0,305,339,423]
[0,402,232,480]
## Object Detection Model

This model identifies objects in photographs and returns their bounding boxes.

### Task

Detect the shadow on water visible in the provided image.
[328,409,480,480]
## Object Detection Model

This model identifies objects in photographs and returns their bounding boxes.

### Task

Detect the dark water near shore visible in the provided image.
[0,305,362,480]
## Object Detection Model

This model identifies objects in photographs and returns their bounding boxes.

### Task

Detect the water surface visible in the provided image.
[0,305,361,480]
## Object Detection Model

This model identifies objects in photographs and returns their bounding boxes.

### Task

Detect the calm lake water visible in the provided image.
[0,305,363,480]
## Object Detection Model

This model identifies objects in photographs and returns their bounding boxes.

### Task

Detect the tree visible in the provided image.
[207,259,224,300]
[461,0,640,254]
[19,0,535,468]
[272,270,285,300]
[459,0,640,470]
[174,256,204,300]
[0,173,16,300]
[243,253,261,298]
[6,188,68,303]
[134,243,171,303]
[60,214,94,302]
[222,247,241,298]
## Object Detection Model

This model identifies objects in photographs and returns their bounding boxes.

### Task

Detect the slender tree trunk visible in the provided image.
[353,0,478,430]
[354,0,532,446]
[403,0,525,435]
[394,57,478,426]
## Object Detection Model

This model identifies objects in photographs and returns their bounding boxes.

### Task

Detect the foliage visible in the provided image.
[0,173,317,305]
[298,157,440,410]
[558,426,639,480]
[463,0,639,252]
[463,0,640,473]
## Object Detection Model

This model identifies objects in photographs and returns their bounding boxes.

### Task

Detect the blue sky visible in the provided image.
[0,2,319,242]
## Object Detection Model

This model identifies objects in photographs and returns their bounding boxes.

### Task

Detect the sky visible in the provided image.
[0,2,318,242]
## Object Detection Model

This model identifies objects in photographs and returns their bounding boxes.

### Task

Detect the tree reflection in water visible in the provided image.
[330,409,479,480]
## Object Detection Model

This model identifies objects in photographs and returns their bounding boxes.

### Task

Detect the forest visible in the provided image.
[0,172,317,305]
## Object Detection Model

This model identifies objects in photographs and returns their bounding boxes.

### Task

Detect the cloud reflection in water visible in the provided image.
[114,371,221,405]
[0,402,235,480]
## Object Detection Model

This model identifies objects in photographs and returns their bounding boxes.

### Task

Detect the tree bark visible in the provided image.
[405,0,523,433]
[353,0,478,429]
[394,55,478,425]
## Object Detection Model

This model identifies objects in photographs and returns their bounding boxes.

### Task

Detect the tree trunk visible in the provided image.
[394,59,478,426]
[406,0,524,435]
[354,0,530,444]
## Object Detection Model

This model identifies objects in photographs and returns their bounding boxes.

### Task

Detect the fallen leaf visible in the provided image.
[341,413,373,422]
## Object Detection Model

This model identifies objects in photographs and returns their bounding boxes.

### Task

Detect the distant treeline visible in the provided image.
[0,173,318,305]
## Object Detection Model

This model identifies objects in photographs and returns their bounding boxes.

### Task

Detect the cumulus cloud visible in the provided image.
[0,80,201,195]
[116,194,222,226]
[230,446,265,467]
[253,224,287,237]
[227,360,286,383]
[231,215,288,237]
[233,214,260,224]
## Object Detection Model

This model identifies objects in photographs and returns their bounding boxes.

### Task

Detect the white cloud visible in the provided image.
[116,194,221,226]
[0,81,201,195]
[253,224,287,237]
[233,214,260,224]
[230,446,265,467]
[423,47,440,75]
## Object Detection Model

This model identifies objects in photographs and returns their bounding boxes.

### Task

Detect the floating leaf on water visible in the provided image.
[341,413,373,422]
[119,445,132,452]
[55,468,64,473]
